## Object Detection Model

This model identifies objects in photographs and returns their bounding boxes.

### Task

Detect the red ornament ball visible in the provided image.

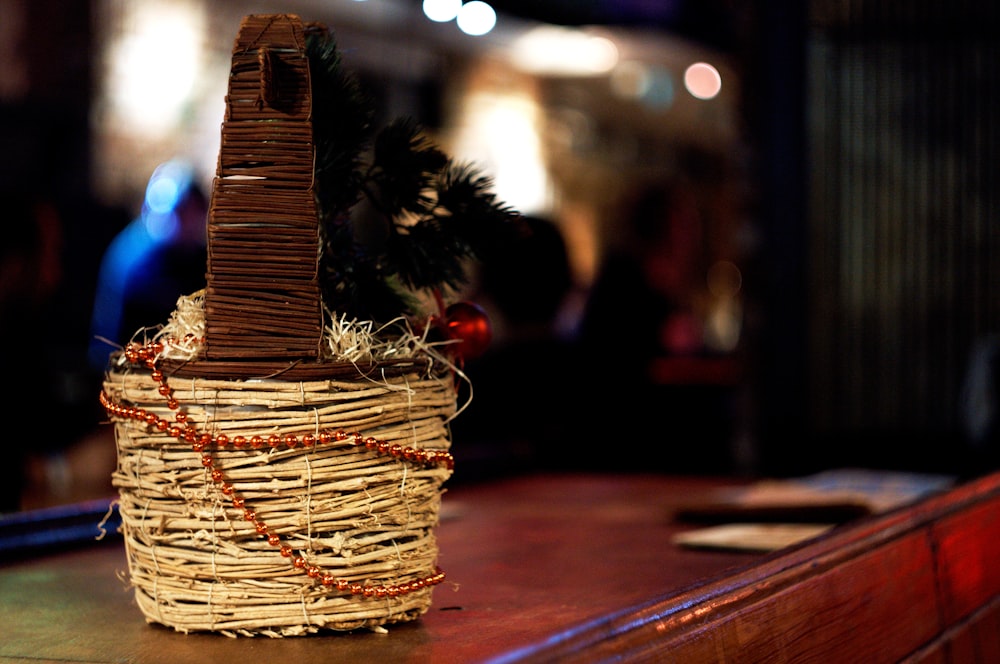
[444,301,492,360]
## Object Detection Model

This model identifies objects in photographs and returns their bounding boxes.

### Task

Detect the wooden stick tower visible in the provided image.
[203,15,323,363]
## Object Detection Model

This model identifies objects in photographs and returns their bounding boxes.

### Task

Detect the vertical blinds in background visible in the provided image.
[807,2,999,443]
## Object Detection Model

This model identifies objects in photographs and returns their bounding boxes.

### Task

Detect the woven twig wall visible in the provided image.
[106,365,456,635]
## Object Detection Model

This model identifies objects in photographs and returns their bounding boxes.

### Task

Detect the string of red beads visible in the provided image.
[99,390,454,469]
[102,339,450,598]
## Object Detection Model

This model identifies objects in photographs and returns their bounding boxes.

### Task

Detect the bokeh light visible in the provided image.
[457,1,497,36]
[683,62,722,100]
[423,0,462,23]
[511,27,618,76]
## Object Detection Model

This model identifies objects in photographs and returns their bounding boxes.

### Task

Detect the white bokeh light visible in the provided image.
[457,1,497,36]
[452,92,551,215]
[107,2,204,136]
[511,27,619,76]
[423,0,462,22]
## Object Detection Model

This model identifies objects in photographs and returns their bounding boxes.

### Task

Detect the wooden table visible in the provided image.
[2,472,998,662]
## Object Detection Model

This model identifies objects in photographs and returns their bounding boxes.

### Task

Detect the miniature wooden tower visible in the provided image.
[203,14,323,362]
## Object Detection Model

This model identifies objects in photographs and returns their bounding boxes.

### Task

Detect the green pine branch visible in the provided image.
[306,26,522,325]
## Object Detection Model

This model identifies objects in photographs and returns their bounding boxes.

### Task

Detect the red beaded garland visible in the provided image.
[102,339,450,598]
[98,390,454,471]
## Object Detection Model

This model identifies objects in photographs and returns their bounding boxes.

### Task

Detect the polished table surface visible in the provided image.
[0,474,758,663]
[5,470,999,663]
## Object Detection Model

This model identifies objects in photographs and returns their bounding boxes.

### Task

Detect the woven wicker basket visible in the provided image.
[104,358,455,636]
[101,14,457,636]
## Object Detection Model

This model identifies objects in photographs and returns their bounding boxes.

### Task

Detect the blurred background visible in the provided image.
[1,0,997,510]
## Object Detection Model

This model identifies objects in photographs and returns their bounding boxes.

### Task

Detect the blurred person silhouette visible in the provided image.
[449,215,582,479]
[575,181,726,472]
[579,182,706,365]
[88,161,208,373]
[0,193,63,510]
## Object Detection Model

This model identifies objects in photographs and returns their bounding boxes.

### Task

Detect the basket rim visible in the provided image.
[156,356,436,381]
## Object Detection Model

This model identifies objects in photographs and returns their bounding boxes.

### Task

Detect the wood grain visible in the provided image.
[508,471,1000,663]
[2,472,997,662]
